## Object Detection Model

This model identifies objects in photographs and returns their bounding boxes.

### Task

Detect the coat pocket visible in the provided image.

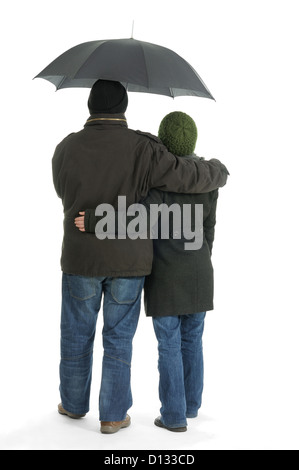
[111,277,144,304]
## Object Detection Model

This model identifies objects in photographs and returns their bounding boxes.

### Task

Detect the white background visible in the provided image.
[1,0,299,450]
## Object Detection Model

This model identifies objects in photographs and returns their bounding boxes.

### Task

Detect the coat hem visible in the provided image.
[61,267,151,278]
[146,304,214,317]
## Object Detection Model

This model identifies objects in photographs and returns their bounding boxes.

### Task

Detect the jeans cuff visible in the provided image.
[186,411,198,418]
[161,416,187,428]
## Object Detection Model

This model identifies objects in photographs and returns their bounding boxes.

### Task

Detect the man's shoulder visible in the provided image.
[134,130,163,145]
[55,127,90,152]
[56,131,76,147]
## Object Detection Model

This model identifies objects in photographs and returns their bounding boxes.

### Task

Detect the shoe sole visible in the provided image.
[101,420,131,434]
[154,418,187,433]
[58,405,85,419]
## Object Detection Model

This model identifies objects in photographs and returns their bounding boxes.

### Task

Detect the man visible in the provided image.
[76,111,223,433]
[53,79,228,434]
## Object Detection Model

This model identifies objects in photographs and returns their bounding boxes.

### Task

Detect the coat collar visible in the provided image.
[84,113,128,128]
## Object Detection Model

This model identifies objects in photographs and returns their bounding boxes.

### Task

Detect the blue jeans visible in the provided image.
[60,273,144,421]
[152,312,206,428]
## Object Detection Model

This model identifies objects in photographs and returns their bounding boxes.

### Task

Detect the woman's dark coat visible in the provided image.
[142,185,218,317]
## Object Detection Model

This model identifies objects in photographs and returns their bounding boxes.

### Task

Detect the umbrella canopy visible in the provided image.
[34,38,215,100]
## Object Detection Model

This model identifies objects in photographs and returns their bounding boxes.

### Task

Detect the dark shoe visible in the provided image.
[154,416,187,433]
[101,414,131,434]
[58,403,86,419]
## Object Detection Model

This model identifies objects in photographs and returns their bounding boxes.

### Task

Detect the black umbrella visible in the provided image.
[34,38,215,100]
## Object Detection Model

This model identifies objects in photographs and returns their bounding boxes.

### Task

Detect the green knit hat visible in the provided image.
[158,111,198,156]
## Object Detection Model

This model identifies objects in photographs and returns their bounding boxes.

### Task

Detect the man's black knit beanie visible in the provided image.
[88,79,128,114]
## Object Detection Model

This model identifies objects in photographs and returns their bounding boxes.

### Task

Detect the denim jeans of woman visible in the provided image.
[60,273,145,421]
[152,312,206,428]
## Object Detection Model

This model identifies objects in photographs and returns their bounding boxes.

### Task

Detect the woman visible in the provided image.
[75,112,220,432]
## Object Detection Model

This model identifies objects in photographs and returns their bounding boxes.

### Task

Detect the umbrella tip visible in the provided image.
[131,20,135,39]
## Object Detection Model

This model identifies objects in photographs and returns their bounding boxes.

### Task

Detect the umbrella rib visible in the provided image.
[70,40,106,82]
[56,76,67,90]
[137,40,150,89]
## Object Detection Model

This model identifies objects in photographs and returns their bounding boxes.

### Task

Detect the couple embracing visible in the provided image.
[53,79,229,434]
